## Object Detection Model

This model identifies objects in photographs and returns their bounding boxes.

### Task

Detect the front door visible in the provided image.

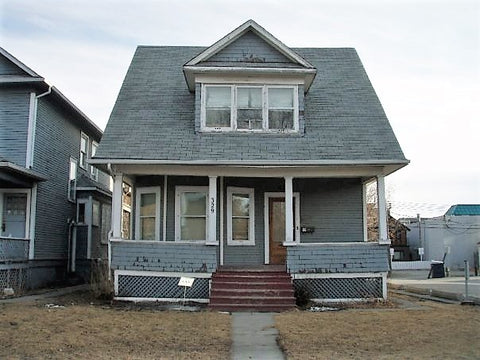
[269,197,287,264]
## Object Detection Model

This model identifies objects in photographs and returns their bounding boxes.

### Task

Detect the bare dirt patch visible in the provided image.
[0,291,230,360]
[276,295,480,360]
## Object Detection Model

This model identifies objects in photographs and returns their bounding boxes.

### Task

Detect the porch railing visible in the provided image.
[0,237,30,262]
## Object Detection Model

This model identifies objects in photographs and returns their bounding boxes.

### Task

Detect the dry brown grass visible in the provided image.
[276,298,480,360]
[0,294,230,360]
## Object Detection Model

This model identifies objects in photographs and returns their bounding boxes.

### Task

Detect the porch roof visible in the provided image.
[0,160,47,187]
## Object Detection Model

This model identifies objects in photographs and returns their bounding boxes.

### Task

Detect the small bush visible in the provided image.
[294,286,311,308]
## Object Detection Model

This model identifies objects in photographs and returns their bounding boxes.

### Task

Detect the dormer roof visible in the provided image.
[183,20,317,92]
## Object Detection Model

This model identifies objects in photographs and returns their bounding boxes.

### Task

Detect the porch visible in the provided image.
[107,164,391,303]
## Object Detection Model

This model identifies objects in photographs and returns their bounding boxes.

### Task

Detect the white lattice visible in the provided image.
[294,276,383,300]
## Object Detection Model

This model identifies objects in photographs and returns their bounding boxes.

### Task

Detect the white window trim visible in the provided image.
[201,84,299,133]
[175,186,209,243]
[90,141,99,181]
[79,132,89,169]
[227,187,255,246]
[68,157,77,203]
[0,189,31,240]
[263,191,301,264]
[135,186,161,241]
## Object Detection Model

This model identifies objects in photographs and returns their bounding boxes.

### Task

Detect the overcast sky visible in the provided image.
[1,0,479,217]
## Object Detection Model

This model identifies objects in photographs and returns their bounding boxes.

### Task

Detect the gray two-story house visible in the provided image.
[93,20,408,310]
[0,48,111,292]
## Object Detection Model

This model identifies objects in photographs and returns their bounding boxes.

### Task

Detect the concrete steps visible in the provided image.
[209,268,296,312]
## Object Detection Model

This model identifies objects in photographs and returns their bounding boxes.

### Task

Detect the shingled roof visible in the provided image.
[95,45,407,167]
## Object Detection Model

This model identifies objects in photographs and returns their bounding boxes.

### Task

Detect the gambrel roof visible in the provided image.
[95,47,407,169]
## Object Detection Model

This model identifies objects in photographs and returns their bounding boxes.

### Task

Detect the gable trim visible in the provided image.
[184,20,315,69]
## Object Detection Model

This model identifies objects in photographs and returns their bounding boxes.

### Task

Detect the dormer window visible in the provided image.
[201,84,298,132]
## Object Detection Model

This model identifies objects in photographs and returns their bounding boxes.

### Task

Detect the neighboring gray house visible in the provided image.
[0,48,111,292]
[402,205,480,271]
[93,20,408,308]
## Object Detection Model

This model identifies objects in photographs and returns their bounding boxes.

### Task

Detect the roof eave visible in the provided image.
[183,66,317,92]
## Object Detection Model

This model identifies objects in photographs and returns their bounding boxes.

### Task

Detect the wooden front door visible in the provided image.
[269,197,287,265]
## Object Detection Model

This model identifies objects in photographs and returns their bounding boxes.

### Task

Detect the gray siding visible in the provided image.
[287,243,389,273]
[0,88,30,166]
[0,56,27,75]
[111,242,217,272]
[206,31,292,64]
[297,178,364,243]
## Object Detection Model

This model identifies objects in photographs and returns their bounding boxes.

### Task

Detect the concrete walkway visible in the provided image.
[231,312,285,360]
[0,284,89,304]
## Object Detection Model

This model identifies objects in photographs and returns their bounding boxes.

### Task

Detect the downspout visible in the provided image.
[27,85,52,168]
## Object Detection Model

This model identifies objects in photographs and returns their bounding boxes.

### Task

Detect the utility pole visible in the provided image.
[417,213,423,261]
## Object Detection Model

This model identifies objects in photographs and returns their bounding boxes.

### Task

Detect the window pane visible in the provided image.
[237,109,263,130]
[269,88,293,108]
[181,217,206,240]
[181,192,206,216]
[122,183,132,207]
[238,88,262,108]
[140,193,156,216]
[92,201,100,227]
[269,110,294,130]
[232,193,250,216]
[80,136,87,151]
[122,210,130,239]
[141,217,155,240]
[233,218,249,240]
[206,109,231,127]
[206,87,231,107]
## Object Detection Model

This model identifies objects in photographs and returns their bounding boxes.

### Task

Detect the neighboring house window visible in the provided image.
[135,187,161,240]
[80,132,89,169]
[121,182,132,239]
[0,191,30,238]
[227,187,255,246]
[92,200,100,227]
[68,158,77,202]
[90,141,99,181]
[175,186,208,242]
[201,84,298,132]
[77,202,86,224]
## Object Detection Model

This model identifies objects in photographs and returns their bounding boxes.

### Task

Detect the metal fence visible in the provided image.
[0,237,30,262]
[0,266,28,293]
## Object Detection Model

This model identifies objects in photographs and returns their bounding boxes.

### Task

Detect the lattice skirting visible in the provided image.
[0,266,28,293]
[293,273,386,301]
[114,270,211,302]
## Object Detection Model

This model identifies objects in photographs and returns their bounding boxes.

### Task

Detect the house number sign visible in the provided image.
[210,197,215,213]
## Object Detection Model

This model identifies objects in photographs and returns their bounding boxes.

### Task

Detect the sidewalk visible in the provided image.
[389,270,480,305]
[231,312,285,360]
[0,284,89,304]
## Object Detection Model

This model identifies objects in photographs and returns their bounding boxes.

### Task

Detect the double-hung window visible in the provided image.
[227,187,255,246]
[90,141,99,181]
[135,187,161,240]
[80,132,89,169]
[175,186,208,242]
[202,84,298,132]
[68,158,77,202]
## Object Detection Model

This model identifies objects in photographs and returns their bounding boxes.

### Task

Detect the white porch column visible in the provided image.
[207,176,218,245]
[376,175,389,244]
[112,173,123,239]
[284,176,295,244]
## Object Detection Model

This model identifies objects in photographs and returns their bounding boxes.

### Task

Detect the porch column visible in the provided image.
[376,175,389,244]
[112,173,123,239]
[207,176,218,245]
[284,176,295,244]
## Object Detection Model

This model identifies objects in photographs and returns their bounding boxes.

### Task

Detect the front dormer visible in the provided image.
[183,20,316,134]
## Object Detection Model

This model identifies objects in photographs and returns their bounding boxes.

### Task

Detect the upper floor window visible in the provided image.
[201,84,298,132]
[90,141,99,181]
[79,132,89,169]
[68,158,77,202]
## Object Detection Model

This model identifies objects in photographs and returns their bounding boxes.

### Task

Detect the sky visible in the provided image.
[1,0,479,218]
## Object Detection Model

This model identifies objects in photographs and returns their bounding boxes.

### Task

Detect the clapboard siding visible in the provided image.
[287,243,389,273]
[206,31,292,64]
[297,178,363,243]
[0,56,27,75]
[0,88,30,166]
[111,241,217,272]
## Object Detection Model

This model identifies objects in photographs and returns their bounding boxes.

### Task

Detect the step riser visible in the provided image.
[211,276,292,283]
[211,289,294,297]
[210,298,294,305]
[211,283,293,290]
[209,305,294,312]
